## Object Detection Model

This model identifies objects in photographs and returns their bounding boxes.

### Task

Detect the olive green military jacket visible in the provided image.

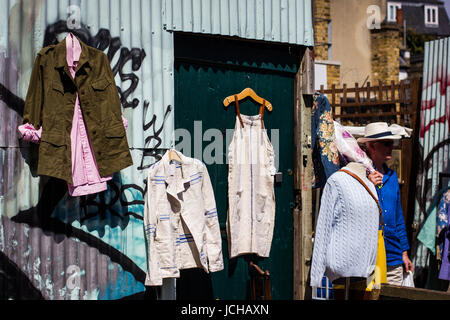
[22,37,133,184]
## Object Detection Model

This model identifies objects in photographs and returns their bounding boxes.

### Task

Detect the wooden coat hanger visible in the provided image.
[223,88,273,112]
[168,149,182,163]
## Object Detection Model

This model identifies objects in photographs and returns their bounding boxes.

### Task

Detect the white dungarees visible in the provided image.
[227,96,276,258]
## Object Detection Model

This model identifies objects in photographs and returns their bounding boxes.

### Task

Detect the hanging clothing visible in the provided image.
[143,150,224,286]
[311,94,340,189]
[18,34,131,196]
[226,97,276,259]
[19,33,133,186]
[437,189,450,251]
[438,229,450,281]
[438,189,450,281]
[417,187,450,255]
[310,162,379,287]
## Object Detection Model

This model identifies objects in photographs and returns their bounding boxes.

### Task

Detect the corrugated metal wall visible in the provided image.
[0,0,313,300]
[413,37,450,270]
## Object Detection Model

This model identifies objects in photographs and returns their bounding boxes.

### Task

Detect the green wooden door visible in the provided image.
[174,33,303,300]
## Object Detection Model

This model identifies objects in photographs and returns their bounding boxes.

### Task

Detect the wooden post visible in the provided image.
[293,48,313,300]
[405,78,422,247]
[331,84,336,112]
[355,82,360,117]
[293,53,302,301]
[378,80,383,103]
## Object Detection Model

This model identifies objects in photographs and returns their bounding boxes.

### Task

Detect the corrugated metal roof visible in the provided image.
[0,0,313,300]
[163,0,314,46]
[413,36,450,270]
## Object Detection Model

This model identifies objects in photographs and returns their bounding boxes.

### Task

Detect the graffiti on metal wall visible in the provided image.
[415,59,450,216]
[412,40,450,278]
[0,19,170,299]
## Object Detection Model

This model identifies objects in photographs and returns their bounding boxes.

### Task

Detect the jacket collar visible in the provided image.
[161,150,194,197]
[382,164,394,185]
[55,33,91,72]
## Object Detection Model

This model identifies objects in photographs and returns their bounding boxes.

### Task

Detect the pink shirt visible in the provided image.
[18,33,128,197]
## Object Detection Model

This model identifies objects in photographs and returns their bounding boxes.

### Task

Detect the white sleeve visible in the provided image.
[144,172,162,286]
[201,163,224,272]
[310,179,340,287]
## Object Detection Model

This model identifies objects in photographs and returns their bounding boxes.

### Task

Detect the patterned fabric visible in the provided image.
[311,94,340,188]
[437,189,450,240]
[417,187,450,255]
[333,121,375,173]
[438,189,450,280]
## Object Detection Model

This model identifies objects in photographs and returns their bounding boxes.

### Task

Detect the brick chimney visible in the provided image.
[370,22,401,84]
[396,8,403,26]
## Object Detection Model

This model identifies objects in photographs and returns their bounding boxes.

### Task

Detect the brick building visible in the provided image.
[313,0,450,89]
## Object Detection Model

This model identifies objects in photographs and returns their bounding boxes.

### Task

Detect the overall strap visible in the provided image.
[339,169,384,227]
[259,99,266,129]
[234,94,244,128]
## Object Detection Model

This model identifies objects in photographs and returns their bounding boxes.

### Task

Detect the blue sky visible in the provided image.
[445,0,450,17]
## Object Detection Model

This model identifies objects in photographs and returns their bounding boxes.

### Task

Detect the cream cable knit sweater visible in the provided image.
[310,163,379,287]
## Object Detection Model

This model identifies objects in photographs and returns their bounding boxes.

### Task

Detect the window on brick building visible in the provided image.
[387,2,402,22]
[424,5,439,26]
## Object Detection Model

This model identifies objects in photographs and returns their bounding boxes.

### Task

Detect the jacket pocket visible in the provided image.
[51,81,64,95]
[40,131,67,161]
[91,78,112,91]
[103,123,127,157]
[105,123,126,138]
[41,131,66,146]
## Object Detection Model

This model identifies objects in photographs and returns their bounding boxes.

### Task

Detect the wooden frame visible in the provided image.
[319,80,416,128]
[387,149,403,184]
[439,173,450,190]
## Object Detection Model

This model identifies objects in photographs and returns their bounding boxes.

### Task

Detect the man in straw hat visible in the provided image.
[357,122,414,286]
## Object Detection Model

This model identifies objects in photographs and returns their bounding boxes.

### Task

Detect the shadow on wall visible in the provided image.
[0,251,45,300]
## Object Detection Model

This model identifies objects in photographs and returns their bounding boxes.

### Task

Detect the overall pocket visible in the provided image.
[255,193,267,222]
[230,189,243,224]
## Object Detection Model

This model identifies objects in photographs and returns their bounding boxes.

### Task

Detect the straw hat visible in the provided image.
[356,122,402,143]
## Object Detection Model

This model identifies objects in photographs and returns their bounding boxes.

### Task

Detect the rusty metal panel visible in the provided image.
[162,0,314,46]
[413,36,450,269]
